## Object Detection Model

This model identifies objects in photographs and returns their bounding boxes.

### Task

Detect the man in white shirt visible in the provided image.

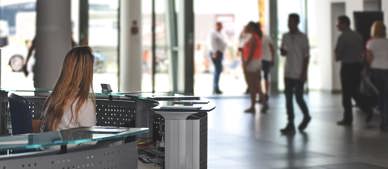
[261,33,275,103]
[280,13,311,135]
[209,22,227,94]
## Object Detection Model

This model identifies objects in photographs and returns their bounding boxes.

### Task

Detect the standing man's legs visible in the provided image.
[260,60,271,112]
[261,60,271,98]
[211,52,223,94]
[350,63,366,111]
[339,64,353,125]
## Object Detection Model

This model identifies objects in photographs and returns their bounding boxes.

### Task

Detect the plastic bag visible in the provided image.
[359,68,379,100]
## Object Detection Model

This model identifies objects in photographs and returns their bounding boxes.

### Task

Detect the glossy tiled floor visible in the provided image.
[207,92,388,169]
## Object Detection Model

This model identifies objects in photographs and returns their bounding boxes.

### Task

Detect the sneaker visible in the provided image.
[213,89,223,95]
[280,123,296,135]
[298,116,311,131]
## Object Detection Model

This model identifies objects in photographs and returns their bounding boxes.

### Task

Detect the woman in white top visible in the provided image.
[42,47,96,131]
[366,21,388,131]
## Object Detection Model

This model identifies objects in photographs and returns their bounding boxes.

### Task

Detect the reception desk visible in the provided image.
[0,90,215,169]
[0,126,148,169]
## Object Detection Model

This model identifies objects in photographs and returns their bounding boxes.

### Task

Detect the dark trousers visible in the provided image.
[371,69,388,127]
[261,60,272,81]
[340,63,363,122]
[210,52,223,91]
[285,78,310,124]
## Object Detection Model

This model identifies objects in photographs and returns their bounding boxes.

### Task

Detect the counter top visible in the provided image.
[0,126,148,151]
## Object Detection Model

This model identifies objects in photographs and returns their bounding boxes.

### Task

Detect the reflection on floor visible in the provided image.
[207,92,388,169]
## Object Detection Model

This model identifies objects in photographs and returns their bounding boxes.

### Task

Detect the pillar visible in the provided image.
[269,0,279,93]
[34,0,72,89]
[177,0,195,94]
[119,0,142,92]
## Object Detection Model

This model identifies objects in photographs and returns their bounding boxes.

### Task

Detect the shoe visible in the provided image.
[337,119,352,126]
[280,123,296,135]
[264,94,269,102]
[260,103,269,114]
[213,89,223,95]
[298,116,311,131]
[244,107,256,113]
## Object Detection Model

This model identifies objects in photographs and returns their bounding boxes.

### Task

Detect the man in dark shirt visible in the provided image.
[335,15,364,126]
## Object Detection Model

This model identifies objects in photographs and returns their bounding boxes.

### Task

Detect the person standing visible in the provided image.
[280,13,311,134]
[335,15,364,126]
[259,22,275,112]
[238,25,250,94]
[242,22,263,113]
[366,21,388,131]
[209,22,227,94]
[22,36,77,80]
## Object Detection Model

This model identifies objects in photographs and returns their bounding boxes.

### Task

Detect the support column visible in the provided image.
[166,0,179,93]
[177,0,195,94]
[269,0,279,93]
[119,0,142,92]
[35,0,72,89]
[79,0,89,46]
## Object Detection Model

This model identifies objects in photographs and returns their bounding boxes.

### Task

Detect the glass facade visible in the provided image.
[88,0,119,92]
[141,0,172,92]
[0,0,36,90]
[0,0,329,94]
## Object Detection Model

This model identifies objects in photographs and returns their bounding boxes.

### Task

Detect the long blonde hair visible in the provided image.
[371,21,386,38]
[44,46,95,131]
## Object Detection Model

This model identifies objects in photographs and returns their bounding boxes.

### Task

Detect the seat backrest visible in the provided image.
[24,96,47,120]
[8,94,33,134]
[96,99,136,127]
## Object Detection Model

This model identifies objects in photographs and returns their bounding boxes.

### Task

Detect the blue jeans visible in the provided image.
[371,69,388,127]
[210,52,223,91]
[284,78,309,123]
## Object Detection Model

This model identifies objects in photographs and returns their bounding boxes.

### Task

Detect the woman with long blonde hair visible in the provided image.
[42,46,96,131]
[366,21,388,131]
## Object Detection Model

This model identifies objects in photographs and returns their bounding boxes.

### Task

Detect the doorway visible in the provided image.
[330,2,345,92]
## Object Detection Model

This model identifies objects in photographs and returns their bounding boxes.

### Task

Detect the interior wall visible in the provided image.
[383,1,388,25]
[308,0,331,91]
[309,0,364,92]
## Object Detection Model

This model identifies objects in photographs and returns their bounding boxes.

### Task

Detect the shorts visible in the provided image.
[261,60,272,80]
[246,59,261,73]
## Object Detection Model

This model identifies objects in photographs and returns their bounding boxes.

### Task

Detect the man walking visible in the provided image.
[209,22,227,94]
[280,13,311,134]
[335,15,364,126]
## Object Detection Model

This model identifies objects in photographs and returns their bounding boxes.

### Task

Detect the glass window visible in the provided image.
[0,0,36,90]
[88,0,119,92]
[193,0,259,95]
[142,0,171,92]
